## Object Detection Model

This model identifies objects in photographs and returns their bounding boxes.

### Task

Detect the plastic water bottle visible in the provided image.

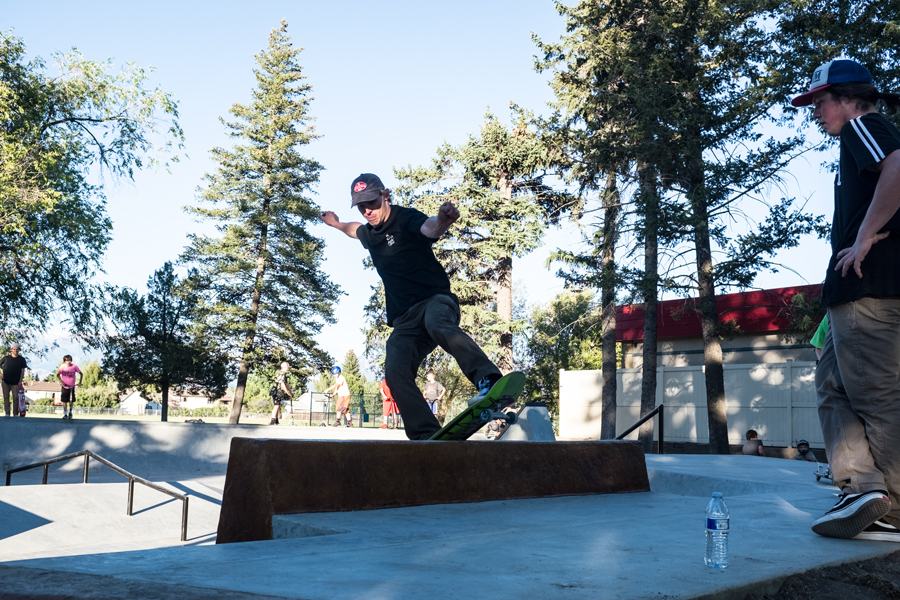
[705,492,729,568]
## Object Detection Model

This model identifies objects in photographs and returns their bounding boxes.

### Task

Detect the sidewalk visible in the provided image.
[2,454,897,599]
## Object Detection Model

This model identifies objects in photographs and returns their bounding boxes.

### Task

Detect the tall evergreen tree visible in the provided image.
[182,21,339,424]
[340,350,365,396]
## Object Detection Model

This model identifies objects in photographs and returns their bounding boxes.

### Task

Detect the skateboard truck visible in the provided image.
[479,402,518,426]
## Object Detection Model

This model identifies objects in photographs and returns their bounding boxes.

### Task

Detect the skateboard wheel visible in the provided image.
[479,409,493,423]
[506,412,518,425]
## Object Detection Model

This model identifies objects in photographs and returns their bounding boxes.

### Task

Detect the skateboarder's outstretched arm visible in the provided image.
[420,201,459,239]
[320,211,362,239]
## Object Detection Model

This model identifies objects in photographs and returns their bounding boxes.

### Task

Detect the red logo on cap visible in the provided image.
[354,182,367,193]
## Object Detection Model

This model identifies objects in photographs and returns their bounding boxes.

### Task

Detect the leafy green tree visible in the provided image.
[523,291,605,419]
[98,263,229,421]
[0,31,182,340]
[80,359,104,387]
[394,110,570,372]
[181,21,339,424]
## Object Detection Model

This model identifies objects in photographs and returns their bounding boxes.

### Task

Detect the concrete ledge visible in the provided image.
[216,438,649,544]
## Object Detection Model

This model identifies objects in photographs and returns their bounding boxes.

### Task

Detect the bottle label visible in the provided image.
[707,518,729,531]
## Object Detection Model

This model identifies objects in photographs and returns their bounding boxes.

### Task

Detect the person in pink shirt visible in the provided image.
[56,356,83,420]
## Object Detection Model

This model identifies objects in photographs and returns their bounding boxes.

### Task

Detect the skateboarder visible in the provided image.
[320,173,503,440]
[323,365,353,427]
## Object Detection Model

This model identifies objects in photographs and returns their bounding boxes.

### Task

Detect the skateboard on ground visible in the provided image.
[429,372,526,441]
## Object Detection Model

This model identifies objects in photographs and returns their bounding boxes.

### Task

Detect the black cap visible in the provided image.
[350,173,385,207]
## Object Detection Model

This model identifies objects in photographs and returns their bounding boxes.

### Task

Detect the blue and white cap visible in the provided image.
[791,59,873,107]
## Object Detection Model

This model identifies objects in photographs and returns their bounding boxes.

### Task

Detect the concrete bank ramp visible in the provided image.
[0,478,223,561]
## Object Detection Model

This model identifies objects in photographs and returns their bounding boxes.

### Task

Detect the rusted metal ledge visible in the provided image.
[216,438,649,544]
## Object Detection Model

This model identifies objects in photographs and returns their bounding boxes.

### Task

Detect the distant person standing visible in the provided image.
[269,362,294,426]
[0,344,27,417]
[323,365,352,427]
[380,379,399,429]
[56,355,83,420]
[742,430,765,457]
[422,371,445,416]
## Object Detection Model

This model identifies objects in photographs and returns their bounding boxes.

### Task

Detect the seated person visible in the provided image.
[793,439,817,462]
[742,429,765,457]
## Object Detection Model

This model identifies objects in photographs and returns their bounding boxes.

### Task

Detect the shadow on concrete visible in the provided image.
[131,497,178,517]
[167,481,222,506]
[0,501,51,540]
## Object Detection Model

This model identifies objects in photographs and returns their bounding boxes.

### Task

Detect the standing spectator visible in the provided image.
[742,429,765,457]
[56,355,83,420]
[269,362,294,425]
[380,379,399,429]
[323,365,352,427]
[794,440,818,463]
[791,59,900,541]
[0,344,27,417]
[422,371,446,416]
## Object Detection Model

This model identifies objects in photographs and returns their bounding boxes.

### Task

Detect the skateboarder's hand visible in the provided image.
[320,211,340,227]
[437,201,459,226]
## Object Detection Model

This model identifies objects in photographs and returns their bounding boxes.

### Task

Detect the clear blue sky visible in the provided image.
[3,1,836,378]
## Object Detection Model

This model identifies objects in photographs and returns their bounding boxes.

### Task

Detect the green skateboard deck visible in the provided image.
[429,372,526,441]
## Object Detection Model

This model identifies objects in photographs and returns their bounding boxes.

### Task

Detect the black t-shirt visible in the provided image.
[822,113,900,307]
[0,355,28,385]
[357,205,453,325]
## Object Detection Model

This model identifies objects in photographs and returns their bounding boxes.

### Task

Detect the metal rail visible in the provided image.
[5,450,189,541]
[615,404,665,454]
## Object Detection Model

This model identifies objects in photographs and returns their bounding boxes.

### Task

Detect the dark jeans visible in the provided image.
[384,294,500,440]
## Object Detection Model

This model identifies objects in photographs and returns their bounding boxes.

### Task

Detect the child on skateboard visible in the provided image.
[320,173,504,440]
[323,365,353,427]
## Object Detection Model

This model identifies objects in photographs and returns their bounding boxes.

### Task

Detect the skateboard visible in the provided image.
[429,372,526,441]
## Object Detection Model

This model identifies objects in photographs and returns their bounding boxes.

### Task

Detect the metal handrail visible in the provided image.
[615,404,665,454]
[5,450,189,541]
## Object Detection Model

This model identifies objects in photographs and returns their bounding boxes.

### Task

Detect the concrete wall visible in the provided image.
[621,333,817,368]
[0,419,407,482]
[559,361,822,448]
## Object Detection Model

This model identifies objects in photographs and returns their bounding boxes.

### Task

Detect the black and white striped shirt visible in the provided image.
[823,113,900,306]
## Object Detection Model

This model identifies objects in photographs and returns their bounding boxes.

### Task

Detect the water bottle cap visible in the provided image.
[712,492,723,497]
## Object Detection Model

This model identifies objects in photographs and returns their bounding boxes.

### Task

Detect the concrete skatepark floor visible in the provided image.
[2,420,900,599]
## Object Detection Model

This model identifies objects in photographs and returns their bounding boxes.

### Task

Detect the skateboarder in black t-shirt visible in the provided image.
[320,173,503,440]
[791,59,900,542]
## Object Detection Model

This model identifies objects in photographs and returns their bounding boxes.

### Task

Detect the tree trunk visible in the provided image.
[496,175,514,374]
[161,375,169,422]
[638,169,659,453]
[600,172,619,440]
[228,196,271,424]
[689,171,729,454]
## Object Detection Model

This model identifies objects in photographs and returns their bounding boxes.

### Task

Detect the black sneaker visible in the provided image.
[812,490,890,539]
[468,373,503,407]
[269,418,277,425]
[62,413,68,420]
[854,519,900,542]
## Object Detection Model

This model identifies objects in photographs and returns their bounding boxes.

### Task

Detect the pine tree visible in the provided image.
[181,21,339,423]
[341,350,365,396]
[100,263,229,421]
